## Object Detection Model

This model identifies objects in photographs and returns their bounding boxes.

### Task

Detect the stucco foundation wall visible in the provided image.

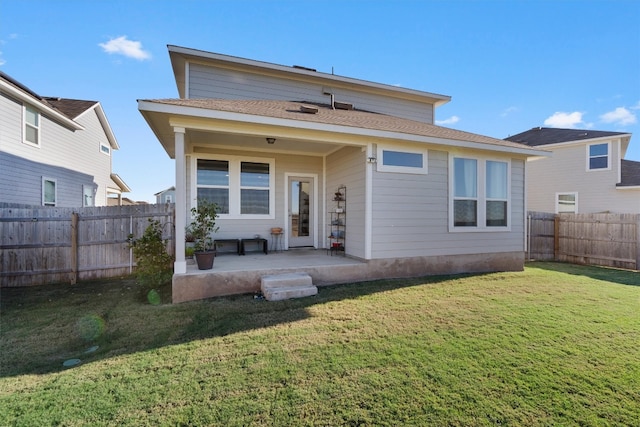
[172,251,523,303]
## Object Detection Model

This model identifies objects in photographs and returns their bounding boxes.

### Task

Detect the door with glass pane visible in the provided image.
[288,177,314,247]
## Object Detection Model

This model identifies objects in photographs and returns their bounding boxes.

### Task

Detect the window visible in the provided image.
[376,145,428,174]
[588,143,609,170]
[451,156,510,230]
[164,195,173,203]
[195,156,274,218]
[100,143,111,155]
[42,178,56,206]
[83,185,95,207]
[24,105,40,146]
[556,192,577,213]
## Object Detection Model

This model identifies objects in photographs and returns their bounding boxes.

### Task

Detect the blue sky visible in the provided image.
[1,0,638,202]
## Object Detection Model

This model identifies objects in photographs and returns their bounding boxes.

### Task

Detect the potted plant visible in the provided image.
[188,199,219,270]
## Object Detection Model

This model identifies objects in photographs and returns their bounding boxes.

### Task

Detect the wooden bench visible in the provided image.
[214,239,241,255]
[240,238,268,255]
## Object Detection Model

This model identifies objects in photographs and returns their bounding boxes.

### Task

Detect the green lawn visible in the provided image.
[1,262,639,426]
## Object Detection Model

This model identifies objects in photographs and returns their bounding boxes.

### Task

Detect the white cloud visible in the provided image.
[435,115,460,126]
[600,107,637,126]
[501,106,519,117]
[99,36,151,61]
[543,111,588,129]
[631,101,640,110]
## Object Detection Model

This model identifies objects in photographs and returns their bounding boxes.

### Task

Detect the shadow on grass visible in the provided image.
[526,261,640,287]
[0,273,465,378]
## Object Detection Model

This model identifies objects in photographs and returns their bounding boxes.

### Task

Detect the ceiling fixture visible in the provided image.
[266,137,276,144]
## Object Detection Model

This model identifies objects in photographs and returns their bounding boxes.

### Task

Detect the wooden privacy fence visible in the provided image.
[0,203,175,287]
[527,211,640,270]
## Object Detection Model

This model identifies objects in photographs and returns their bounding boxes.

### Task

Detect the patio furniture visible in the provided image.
[240,238,268,255]
[215,239,241,255]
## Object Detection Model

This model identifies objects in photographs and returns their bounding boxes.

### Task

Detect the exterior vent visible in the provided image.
[333,101,353,110]
[300,105,319,114]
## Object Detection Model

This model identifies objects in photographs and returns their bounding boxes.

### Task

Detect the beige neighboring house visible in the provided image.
[0,72,130,207]
[138,45,547,288]
[506,127,638,214]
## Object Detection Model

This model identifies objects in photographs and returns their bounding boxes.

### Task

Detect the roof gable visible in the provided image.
[43,97,98,120]
[506,127,629,147]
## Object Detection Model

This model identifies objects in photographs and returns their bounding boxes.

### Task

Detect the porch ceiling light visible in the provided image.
[266,137,276,144]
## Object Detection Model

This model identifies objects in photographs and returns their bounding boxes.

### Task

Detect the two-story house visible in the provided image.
[139,45,548,301]
[0,72,130,207]
[506,127,638,214]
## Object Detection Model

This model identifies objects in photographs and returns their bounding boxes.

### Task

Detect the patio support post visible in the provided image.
[174,127,187,274]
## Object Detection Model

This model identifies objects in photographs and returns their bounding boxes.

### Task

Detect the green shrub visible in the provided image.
[128,219,174,291]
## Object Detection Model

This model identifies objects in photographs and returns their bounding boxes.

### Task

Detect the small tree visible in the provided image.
[188,199,219,252]
[128,219,174,290]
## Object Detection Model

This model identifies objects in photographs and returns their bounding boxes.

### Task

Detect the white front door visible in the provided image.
[288,176,314,247]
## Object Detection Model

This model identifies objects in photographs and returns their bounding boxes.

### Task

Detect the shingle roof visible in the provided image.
[619,159,640,187]
[505,127,628,146]
[44,97,97,119]
[146,98,539,152]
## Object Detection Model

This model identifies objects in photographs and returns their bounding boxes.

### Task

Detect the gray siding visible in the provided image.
[188,63,435,123]
[370,149,526,259]
[326,146,366,258]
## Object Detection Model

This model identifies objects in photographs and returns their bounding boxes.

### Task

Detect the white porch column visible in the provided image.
[174,127,187,274]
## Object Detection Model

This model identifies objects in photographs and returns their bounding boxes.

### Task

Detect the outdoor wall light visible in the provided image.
[367,156,377,163]
[266,137,276,144]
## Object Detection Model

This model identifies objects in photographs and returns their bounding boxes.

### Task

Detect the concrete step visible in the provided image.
[261,272,317,301]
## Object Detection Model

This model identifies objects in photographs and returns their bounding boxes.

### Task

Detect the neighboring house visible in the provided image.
[138,45,547,278]
[505,127,638,214]
[154,186,175,204]
[0,72,130,207]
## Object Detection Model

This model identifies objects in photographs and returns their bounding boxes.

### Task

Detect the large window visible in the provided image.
[83,185,95,207]
[195,156,274,218]
[588,143,609,170]
[556,192,577,213]
[377,145,428,174]
[451,156,510,230]
[24,105,40,146]
[42,177,56,206]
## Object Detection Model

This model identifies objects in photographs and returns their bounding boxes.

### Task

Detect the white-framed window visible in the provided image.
[164,195,173,203]
[100,143,111,156]
[587,142,609,170]
[450,155,510,231]
[556,192,578,213]
[42,177,56,206]
[24,105,40,146]
[83,185,95,207]
[195,155,275,218]
[376,145,428,174]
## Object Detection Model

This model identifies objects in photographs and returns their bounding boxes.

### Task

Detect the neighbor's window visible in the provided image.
[240,162,270,214]
[42,177,56,206]
[24,105,40,146]
[377,146,428,174]
[588,143,609,170]
[83,185,95,207]
[164,195,173,203]
[197,159,230,214]
[451,156,510,230]
[556,192,577,213]
[100,143,111,155]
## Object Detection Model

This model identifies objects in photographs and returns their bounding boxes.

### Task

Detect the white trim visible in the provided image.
[284,172,319,250]
[185,61,190,99]
[555,192,578,214]
[365,143,374,259]
[192,154,276,220]
[42,177,57,206]
[448,154,512,232]
[586,142,611,171]
[174,128,187,274]
[376,144,428,174]
[100,142,111,156]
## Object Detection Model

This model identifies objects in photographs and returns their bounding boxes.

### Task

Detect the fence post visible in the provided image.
[554,214,560,261]
[70,212,79,285]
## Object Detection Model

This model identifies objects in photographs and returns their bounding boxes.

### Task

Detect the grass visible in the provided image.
[1,262,639,426]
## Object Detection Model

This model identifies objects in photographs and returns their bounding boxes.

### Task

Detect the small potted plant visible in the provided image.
[188,199,219,270]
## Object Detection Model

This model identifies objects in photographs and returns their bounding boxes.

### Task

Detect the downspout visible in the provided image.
[365,143,374,260]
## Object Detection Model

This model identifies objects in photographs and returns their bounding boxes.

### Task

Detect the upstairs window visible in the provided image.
[24,105,40,146]
[588,143,609,170]
[100,143,111,155]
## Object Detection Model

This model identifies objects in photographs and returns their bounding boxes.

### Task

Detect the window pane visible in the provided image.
[25,126,38,144]
[383,150,423,168]
[590,157,608,169]
[590,143,608,157]
[454,158,477,198]
[197,160,229,185]
[197,188,229,214]
[241,189,269,214]
[558,194,576,213]
[44,180,55,205]
[241,162,269,187]
[83,186,94,207]
[486,161,507,199]
[454,200,477,226]
[26,107,38,126]
[486,201,507,226]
